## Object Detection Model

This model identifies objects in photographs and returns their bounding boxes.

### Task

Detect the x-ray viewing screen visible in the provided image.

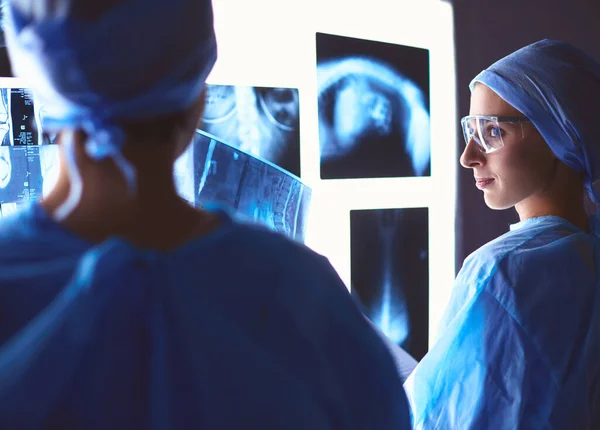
[174,130,311,243]
[350,207,429,360]
[317,32,431,180]
[0,86,59,217]
[201,84,301,177]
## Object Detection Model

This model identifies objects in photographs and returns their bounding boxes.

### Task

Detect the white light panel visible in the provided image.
[2,0,457,348]
[211,0,457,346]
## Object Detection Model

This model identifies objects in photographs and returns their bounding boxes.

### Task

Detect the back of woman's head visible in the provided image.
[470,39,600,209]
[5,0,217,123]
[3,0,218,219]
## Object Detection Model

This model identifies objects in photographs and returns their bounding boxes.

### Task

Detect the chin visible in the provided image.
[483,194,514,211]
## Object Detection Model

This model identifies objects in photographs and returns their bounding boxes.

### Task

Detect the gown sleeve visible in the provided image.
[404,284,557,429]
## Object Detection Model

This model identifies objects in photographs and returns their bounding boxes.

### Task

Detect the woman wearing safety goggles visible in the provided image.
[405,40,600,429]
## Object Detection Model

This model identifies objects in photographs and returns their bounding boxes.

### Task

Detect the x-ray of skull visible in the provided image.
[317,32,431,180]
[200,84,301,178]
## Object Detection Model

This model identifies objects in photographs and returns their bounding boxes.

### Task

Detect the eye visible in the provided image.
[483,124,503,140]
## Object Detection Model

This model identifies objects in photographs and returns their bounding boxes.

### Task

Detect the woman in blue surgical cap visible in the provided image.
[404,39,600,428]
[0,0,412,429]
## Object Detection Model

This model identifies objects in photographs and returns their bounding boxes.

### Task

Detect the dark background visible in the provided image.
[449,0,600,272]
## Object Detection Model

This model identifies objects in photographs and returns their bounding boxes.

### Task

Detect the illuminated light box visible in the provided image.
[0,0,457,349]
[210,0,457,346]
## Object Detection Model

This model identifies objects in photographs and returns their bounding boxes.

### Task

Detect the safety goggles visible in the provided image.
[460,115,531,153]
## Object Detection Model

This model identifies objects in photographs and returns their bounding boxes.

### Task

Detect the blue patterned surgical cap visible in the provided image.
[3,0,217,219]
[470,39,600,208]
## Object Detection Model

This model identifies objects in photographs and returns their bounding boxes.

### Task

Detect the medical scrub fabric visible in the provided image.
[405,215,600,429]
[0,204,412,430]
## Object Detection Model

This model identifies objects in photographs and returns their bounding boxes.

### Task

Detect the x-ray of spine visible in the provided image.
[317,33,430,180]
[175,130,311,243]
[0,143,60,216]
[0,146,28,204]
[350,208,429,360]
[0,146,39,204]
[0,88,44,146]
[200,84,301,177]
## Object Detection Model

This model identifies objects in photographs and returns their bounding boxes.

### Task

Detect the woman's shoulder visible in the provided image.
[0,203,89,262]
[457,215,597,300]
[465,216,593,268]
[453,217,600,385]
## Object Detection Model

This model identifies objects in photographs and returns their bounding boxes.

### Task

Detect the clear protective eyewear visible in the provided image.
[460,115,531,153]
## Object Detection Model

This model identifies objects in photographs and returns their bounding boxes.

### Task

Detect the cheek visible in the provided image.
[512,139,555,185]
[495,143,554,197]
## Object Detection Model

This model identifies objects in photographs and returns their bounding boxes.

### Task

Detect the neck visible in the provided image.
[514,160,591,232]
[42,142,218,250]
[515,190,589,232]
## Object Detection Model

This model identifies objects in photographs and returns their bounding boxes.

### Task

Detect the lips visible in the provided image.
[475,177,494,190]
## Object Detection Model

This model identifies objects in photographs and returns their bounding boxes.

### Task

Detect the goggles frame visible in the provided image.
[460,115,531,153]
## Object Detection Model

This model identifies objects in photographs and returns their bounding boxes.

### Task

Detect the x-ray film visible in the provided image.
[201,84,301,177]
[0,88,44,146]
[0,146,27,204]
[0,145,49,205]
[317,33,431,180]
[0,89,9,145]
[0,85,65,212]
[0,84,312,242]
[10,88,39,145]
[174,130,311,243]
[350,208,429,360]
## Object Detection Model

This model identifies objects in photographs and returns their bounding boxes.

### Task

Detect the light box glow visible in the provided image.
[0,0,457,350]
[211,0,457,347]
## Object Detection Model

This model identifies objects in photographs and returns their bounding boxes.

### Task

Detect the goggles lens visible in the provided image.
[460,115,530,154]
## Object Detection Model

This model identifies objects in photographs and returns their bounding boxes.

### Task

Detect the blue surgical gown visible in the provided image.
[0,203,411,430]
[405,215,600,429]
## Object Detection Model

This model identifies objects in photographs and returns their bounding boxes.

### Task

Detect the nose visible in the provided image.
[459,137,486,169]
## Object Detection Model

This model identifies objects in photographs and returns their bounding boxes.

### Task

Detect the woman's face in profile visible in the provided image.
[460,83,555,211]
[0,146,11,189]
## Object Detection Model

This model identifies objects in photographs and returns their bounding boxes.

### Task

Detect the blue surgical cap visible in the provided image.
[3,0,217,219]
[470,39,600,207]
